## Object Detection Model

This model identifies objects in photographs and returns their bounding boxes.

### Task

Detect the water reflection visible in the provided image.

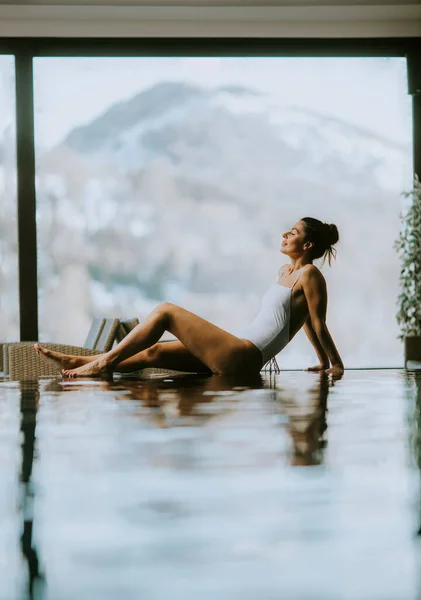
[119,371,267,419]
[405,372,421,536]
[277,372,330,467]
[43,370,331,473]
[19,382,45,599]
[43,371,330,468]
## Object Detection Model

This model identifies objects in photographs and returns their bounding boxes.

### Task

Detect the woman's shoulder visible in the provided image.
[302,264,319,274]
[301,264,326,284]
[279,264,325,283]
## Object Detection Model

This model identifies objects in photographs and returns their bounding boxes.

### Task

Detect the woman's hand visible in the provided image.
[304,364,329,372]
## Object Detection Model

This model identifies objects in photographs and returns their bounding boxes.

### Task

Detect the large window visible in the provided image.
[0,56,18,341]
[34,57,411,367]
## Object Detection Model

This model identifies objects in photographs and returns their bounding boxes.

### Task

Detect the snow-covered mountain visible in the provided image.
[61,81,407,194]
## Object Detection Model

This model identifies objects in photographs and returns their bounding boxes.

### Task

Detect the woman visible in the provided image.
[35,217,344,378]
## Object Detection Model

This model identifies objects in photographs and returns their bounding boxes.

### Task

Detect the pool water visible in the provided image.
[1,369,421,600]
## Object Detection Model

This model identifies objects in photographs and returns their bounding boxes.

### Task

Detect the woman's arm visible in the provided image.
[303,316,330,368]
[302,267,344,373]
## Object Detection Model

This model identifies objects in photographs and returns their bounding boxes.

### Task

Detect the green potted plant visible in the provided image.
[394,174,421,366]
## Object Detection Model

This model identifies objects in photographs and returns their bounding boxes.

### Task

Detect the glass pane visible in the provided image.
[34,57,411,366]
[0,56,18,341]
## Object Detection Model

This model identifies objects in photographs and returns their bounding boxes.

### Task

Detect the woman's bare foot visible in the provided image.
[34,344,100,374]
[62,357,113,379]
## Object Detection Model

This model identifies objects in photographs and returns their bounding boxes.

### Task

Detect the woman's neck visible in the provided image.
[289,259,313,271]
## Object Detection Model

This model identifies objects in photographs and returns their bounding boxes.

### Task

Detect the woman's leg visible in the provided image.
[35,341,212,374]
[62,302,262,378]
[117,341,213,373]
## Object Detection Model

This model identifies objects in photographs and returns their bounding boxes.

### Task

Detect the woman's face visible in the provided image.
[280,221,308,256]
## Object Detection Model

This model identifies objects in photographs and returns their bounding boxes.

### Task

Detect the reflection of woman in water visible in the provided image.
[283,372,330,467]
[35,217,344,379]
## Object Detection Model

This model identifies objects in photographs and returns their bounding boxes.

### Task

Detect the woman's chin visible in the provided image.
[280,247,288,255]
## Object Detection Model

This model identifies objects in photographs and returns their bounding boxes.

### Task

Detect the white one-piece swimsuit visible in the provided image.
[234,268,303,365]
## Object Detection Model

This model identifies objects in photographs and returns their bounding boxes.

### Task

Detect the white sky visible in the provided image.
[31,56,411,150]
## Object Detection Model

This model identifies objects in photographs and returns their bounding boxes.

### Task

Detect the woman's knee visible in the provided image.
[152,302,175,327]
[156,302,175,316]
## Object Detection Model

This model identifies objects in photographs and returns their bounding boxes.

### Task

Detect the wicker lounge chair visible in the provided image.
[3,317,120,380]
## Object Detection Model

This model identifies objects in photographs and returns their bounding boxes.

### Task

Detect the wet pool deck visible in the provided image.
[1,368,421,600]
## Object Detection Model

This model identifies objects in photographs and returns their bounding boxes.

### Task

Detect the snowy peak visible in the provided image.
[64,81,260,156]
[59,80,409,192]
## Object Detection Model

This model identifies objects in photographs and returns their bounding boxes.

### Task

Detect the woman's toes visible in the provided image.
[35,344,48,358]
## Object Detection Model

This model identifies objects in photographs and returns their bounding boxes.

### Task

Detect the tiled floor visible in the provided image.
[1,369,421,600]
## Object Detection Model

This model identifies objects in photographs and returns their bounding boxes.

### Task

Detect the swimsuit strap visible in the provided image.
[278,265,288,280]
[290,268,302,291]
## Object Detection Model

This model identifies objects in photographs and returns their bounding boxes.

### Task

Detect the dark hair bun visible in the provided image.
[300,216,339,267]
[326,223,339,247]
